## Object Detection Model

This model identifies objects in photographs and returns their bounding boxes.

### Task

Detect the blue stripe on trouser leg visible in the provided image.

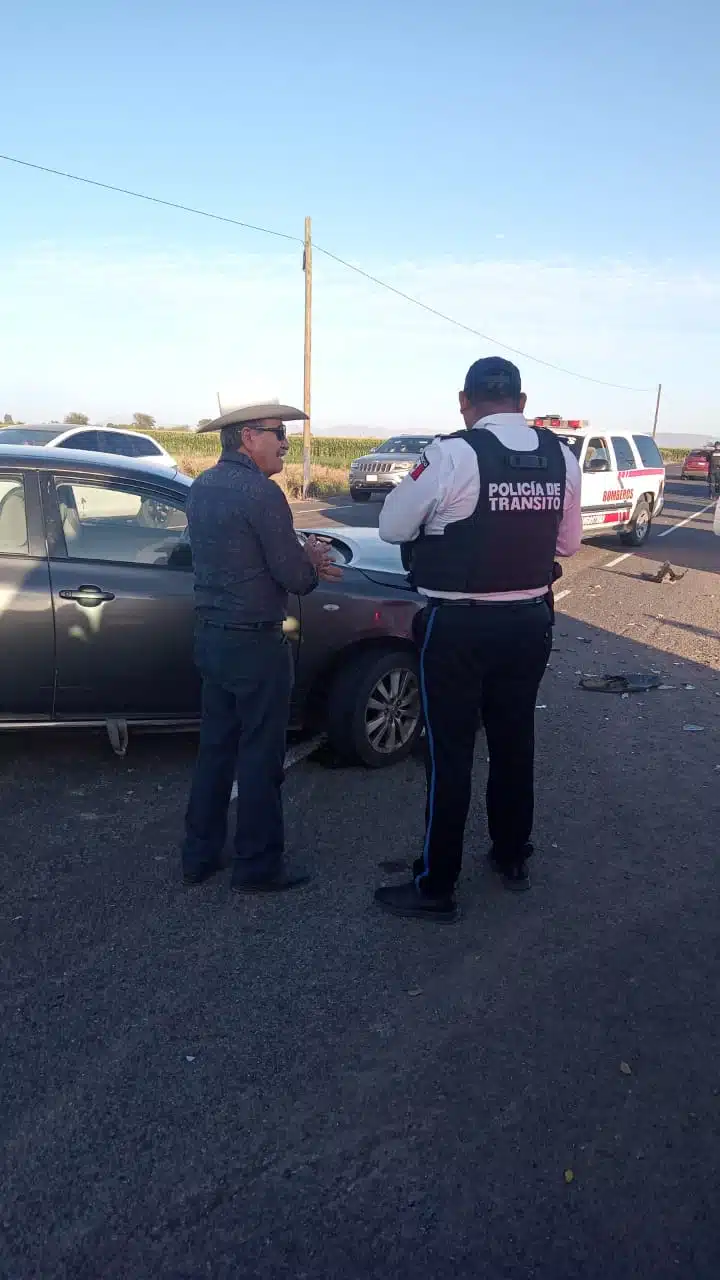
[415,607,438,888]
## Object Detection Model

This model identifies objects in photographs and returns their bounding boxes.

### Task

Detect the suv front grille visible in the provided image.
[352,461,395,473]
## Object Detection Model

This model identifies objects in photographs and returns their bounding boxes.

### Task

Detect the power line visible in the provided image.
[0,153,300,244]
[313,244,652,392]
[0,151,653,392]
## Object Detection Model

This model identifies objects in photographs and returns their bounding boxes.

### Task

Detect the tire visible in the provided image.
[351,490,371,503]
[619,498,652,546]
[325,648,422,767]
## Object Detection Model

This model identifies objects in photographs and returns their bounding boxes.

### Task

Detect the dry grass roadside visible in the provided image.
[176,453,348,499]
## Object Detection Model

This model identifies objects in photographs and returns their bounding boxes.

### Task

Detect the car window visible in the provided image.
[0,427,58,446]
[374,437,434,454]
[0,473,29,554]
[53,478,187,567]
[93,431,124,455]
[100,432,157,458]
[611,437,637,470]
[583,437,611,470]
[130,435,163,457]
[61,430,100,451]
[633,435,664,469]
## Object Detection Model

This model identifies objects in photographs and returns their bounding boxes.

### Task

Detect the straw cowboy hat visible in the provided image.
[194,402,308,433]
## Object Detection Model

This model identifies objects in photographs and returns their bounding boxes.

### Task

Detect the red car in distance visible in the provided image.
[681,450,710,481]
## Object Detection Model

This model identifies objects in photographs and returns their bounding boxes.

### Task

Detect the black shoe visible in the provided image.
[374,880,458,923]
[230,870,311,895]
[182,857,223,886]
[487,848,531,892]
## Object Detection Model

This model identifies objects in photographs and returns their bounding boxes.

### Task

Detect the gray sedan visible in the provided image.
[0,446,425,766]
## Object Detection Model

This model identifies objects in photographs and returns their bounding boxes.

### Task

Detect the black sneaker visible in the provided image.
[487,847,531,892]
[230,870,311,895]
[374,880,458,923]
[182,857,223,887]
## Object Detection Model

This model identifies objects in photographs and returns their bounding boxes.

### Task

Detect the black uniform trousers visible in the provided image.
[412,597,553,897]
[182,622,293,884]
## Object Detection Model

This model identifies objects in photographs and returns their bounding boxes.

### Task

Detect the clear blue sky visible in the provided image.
[2,0,719,430]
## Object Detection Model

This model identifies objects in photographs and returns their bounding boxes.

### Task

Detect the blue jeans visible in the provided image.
[182,625,294,883]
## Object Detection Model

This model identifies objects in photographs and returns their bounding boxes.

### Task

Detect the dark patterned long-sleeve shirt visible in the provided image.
[187,452,318,624]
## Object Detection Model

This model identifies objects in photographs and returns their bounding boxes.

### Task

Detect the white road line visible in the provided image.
[658,501,715,537]
[229,734,326,800]
[554,589,571,602]
[605,552,632,568]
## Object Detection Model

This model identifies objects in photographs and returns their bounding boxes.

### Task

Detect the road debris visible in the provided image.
[683,725,705,732]
[579,673,661,694]
[620,1061,632,1076]
[408,987,423,998]
[564,1169,575,1184]
[643,562,687,584]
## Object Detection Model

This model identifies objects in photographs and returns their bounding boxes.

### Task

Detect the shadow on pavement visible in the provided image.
[1,614,719,1279]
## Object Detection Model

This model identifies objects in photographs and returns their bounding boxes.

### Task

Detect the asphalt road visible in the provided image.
[2,472,719,1279]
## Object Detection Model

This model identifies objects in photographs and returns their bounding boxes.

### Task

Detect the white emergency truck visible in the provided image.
[532,416,666,547]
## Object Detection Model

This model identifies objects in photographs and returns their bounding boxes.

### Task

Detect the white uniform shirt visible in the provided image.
[378,413,583,601]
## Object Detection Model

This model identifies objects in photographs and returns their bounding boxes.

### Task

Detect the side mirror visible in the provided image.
[585,456,610,473]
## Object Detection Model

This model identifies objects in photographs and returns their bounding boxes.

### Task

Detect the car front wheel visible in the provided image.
[325,648,422,766]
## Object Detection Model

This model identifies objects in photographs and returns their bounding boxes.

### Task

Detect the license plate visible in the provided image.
[366,473,377,482]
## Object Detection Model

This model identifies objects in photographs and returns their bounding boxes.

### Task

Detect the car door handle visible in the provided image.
[59,585,116,606]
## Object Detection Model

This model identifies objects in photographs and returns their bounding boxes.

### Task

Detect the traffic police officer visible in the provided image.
[181,402,340,893]
[375,358,582,922]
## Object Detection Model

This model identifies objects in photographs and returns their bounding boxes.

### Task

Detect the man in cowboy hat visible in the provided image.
[181,402,341,894]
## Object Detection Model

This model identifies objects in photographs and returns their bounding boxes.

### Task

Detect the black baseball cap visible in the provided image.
[463,357,522,403]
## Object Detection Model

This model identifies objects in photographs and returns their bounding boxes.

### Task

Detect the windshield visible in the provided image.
[553,434,583,459]
[374,436,434,454]
[0,427,58,445]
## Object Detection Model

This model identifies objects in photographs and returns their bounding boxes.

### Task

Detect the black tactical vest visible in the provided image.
[409,428,566,594]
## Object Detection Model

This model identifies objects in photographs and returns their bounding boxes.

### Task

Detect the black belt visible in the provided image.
[425,596,546,609]
[199,619,284,632]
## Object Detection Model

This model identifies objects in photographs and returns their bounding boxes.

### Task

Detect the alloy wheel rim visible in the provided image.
[364,667,421,755]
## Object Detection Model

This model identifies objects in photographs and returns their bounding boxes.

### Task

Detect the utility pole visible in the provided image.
[216,391,222,416]
[652,382,662,438]
[302,216,313,498]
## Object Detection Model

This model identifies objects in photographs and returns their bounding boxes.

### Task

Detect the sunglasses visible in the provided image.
[248,424,287,442]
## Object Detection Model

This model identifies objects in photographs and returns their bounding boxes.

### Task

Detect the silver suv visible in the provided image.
[349,435,438,502]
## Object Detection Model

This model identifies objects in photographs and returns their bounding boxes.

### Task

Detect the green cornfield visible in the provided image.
[135,429,384,468]
[110,426,688,467]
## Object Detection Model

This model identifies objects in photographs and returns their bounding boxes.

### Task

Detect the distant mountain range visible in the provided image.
[655,432,719,449]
